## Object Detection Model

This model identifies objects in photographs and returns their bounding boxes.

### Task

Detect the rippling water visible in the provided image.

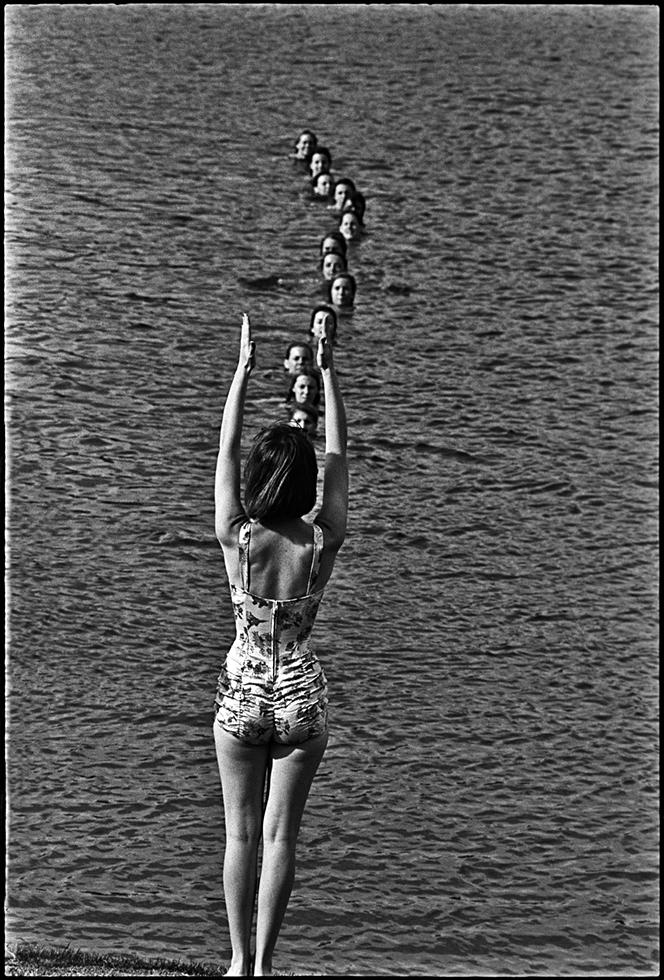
[5,5,659,976]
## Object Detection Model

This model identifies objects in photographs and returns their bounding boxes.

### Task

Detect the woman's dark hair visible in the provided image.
[285,368,322,406]
[309,304,338,339]
[244,423,318,521]
[319,231,347,257]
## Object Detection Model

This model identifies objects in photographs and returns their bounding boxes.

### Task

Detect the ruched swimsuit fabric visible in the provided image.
[214,521,328,745]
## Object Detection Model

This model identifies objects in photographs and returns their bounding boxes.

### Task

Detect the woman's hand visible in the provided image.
[239,313,256,375]
[317,332,333,372]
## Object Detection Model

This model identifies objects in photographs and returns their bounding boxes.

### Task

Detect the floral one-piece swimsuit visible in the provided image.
[214,520,328,745]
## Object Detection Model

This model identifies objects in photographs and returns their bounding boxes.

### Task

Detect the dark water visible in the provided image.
[5,5,659,976]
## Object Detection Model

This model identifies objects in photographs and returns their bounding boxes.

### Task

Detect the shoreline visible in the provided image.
[4,941,308,977]
[4,941,231,978]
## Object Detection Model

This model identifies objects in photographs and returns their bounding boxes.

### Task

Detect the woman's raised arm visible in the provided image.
[315,334,348,551]
[214,314,255,547]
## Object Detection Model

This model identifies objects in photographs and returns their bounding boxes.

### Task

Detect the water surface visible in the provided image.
[5,5,659,976]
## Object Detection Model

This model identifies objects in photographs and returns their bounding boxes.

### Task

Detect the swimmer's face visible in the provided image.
[284,346,313,375]
[311,310,337,344]
[334,183,351,209]
[322,252,346,281]
[330,276,354,308]
[314,173,333,197]
[340,212,361,241]
[321,236,343,257]
[310,152,329,177]
[296,133,315,158]
[290,410,317,437]
[292,374,319,404]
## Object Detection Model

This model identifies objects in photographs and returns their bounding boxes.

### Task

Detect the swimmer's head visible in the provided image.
[244,422,317,520]
[333,178,356,210]
[339,210,362,242]
[321,250,347,281]
[287,370,321,407]
[309,305,338,346]
[294,129,317,160]
[320,232,347,259]
[312,172,334,198]
[288,402,319,439]
[329,273,357,309]
[284,341,314,376]
[309,147,332,177]
[344,190,366,224]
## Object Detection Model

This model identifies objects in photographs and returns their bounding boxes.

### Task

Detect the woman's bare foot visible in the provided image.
[224,956,253,977]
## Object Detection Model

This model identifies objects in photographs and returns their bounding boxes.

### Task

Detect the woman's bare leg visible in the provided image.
[253,732,328,977]
[214,725,270,976]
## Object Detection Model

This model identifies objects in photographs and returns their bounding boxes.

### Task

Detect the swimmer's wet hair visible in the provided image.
[244,422,318,520]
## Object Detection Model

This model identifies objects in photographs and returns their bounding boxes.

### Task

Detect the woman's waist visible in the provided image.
[226,636,321,671]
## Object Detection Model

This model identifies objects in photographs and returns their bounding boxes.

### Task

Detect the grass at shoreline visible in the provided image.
[4,941,231,977]
[5,941,306,977]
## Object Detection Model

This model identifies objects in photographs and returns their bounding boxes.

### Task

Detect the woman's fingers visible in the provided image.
[241,313,255,371]
[241,312,251,343]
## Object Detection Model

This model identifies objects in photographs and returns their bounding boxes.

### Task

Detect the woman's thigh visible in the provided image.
[214,726,270,838]
[263,732,328,842]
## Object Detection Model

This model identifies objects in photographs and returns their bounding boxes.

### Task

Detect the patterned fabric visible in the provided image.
[214,522,328,745]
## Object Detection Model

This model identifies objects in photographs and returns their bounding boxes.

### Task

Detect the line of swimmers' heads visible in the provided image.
[281,301,357,439]
[283,309,338,377]
[318,234,359,305]
[293,134,361,304]
[294,132,364,208]
[282,336,326,440]
[293,130,334,179]
[311,174,365,219]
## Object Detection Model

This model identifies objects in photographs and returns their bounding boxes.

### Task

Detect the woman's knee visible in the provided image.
[225,822,263,847]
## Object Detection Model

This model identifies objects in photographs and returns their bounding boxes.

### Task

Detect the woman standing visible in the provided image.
[213,314,348,976]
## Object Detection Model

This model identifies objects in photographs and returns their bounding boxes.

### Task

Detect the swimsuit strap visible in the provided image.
[307,523,324,593]
[238,521,252,591]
